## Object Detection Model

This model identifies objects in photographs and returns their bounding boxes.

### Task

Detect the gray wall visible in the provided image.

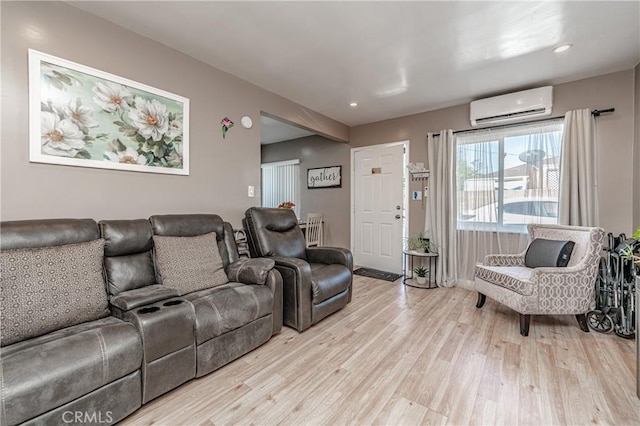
[1,1,348,228]
[351,70,637,236]
[261,136,351,248]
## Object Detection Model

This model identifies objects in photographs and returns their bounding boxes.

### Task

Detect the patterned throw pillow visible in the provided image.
[152,232,229,296]
[0,239,109,347]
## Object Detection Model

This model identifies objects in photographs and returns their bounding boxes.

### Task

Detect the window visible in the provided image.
[261,159,300,217]
[456,120,564,231]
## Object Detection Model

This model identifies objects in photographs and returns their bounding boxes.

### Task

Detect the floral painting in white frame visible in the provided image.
[29,50,189,175]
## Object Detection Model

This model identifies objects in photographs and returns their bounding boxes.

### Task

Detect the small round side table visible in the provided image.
[402,250,438,289]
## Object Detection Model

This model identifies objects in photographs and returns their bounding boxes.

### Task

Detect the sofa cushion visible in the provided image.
[226,258,276,285]
[525,238,575,268]
[310,263,352,304]
[150,215,238,271]
[475,264,534,296]
[100,219,156,296]
[243,208,307,259]
[1,316,142,426]
[153,232,229,296]
[0,239,109,347]
[0,218,99,250]
[182,282,273,345]
[104,252,157,296]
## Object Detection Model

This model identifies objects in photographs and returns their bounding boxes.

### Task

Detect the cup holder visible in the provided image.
[138,306,160,314]
[163,300,183,307]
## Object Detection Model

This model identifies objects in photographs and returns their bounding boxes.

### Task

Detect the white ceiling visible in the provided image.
[260,115,314,144]
[70,1,640,128]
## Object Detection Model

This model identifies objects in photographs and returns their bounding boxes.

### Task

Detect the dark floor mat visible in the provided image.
[353,267,402,282]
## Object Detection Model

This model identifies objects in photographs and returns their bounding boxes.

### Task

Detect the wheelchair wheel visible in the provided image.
[586,310,614,333]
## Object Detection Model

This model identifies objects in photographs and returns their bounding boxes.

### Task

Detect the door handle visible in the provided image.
[396,205,401,210]
[395,214,401,219]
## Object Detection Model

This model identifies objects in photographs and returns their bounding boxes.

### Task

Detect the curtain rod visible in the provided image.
[429,107,615,137]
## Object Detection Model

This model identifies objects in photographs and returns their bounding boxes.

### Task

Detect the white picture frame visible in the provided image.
[29,49,190,175]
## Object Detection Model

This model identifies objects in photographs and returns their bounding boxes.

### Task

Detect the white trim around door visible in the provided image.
[350,141,409,274]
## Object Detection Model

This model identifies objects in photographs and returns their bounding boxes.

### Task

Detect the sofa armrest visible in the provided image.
[484,253,525,267]
[264,269,283,334]
[306,247,353,269]
[110,284,180,311]
[271,256,313,331]
[226,258,283,334]
[226,258,276,285]
[271,256,312,275]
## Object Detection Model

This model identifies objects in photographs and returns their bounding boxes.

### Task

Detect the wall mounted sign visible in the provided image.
[29,49,189,175]
[307,165,341,189]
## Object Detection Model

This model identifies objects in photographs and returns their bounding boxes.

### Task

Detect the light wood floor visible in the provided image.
[123,276,639,425]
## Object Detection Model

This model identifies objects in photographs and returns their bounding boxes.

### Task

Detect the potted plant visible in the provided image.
[278,201,295,209]
[413,266,428,285]
[620,226,640,272]
[407,232,430,253]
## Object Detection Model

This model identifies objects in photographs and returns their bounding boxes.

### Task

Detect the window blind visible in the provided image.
[261,159,300,217]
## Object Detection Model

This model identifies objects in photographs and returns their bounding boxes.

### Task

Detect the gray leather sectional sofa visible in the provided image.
[0,214,282,425]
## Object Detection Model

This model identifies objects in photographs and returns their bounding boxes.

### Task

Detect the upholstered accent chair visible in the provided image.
[475,224,605,336]
[243,207,353,331]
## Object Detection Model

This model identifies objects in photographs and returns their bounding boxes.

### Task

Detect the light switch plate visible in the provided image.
[248,186,255,197]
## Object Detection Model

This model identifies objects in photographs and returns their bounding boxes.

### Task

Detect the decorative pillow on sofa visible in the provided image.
[0,239,109,347]
[525,238,575,268]
[226,258,276,285]
[153,232,229,296]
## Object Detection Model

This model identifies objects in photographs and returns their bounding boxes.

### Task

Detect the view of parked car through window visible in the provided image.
[461,197,558,224]
[455,121,564,231]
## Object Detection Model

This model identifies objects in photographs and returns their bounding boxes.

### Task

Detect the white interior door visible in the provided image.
[353,144,405,274]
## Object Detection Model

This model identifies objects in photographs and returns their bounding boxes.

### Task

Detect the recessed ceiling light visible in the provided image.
[553,44,573,54]
[349,102,358,107]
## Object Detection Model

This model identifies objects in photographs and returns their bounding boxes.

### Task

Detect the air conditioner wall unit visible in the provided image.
[470,86,553,127]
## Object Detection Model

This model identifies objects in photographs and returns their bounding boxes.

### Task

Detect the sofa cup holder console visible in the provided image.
[125,297,197,403]
[138,306,161,314]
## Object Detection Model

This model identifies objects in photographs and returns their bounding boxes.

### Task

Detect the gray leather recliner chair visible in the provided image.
[243,207,353,331]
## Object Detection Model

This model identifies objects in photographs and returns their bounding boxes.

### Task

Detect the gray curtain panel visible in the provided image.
[427,129,458,287]
[559,109,599,227]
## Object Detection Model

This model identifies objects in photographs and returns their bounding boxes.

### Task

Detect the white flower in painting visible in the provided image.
[166,119,182,139]
[41,111,86,157]
[59,99,99,129]
[92,82,133,113]
[128,98,169,142]
[104,147,147,165]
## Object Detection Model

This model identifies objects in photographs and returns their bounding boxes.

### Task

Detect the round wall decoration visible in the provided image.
[240,116,253,129]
